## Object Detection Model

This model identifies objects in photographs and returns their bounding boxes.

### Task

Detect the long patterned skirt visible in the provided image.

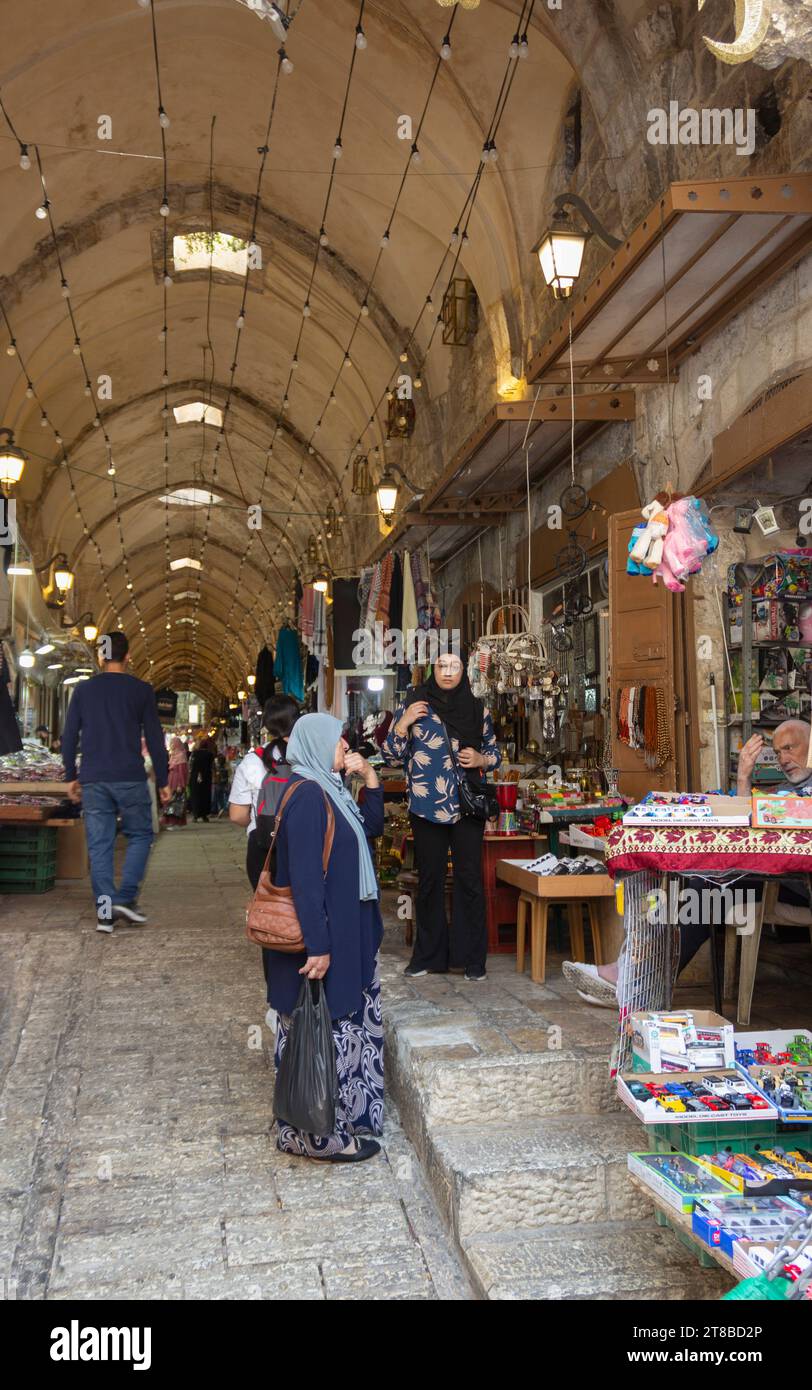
[274,967,384,1157]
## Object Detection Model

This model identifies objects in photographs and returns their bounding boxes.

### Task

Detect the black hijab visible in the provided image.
[412,663,483,751]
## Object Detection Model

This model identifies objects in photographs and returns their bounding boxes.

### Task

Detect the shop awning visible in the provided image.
[528,175,812,387]
[364,392,634,566]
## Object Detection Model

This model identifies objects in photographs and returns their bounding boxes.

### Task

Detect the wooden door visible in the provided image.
[608,509,679,797]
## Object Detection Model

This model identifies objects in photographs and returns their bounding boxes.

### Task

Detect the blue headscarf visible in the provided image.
[286,713,378,902]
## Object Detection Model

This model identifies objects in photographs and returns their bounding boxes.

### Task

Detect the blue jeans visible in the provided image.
[82,781,155,915]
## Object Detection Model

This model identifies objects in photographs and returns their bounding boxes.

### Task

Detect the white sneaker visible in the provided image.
[113,903,148,925]
[96,918,114,934]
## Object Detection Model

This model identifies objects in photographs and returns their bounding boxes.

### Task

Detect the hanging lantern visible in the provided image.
[324,503,337,538]
[352,453,373,496]
[387,395,415,440]
[307,534,318,566]
[441,277,478,346]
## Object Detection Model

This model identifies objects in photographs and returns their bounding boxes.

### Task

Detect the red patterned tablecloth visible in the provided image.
[605,822,812,876]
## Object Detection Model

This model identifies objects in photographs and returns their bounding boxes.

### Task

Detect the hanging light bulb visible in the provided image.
[5,341,16,357]
[25,384,34,398]
[158,105,170,128]
[291,355,299,369]
[319,228,328,247]
[480,143,490,164]
[414,375,423,390]
[355,24,367,49]
[236,312,246,329]
[72,337,81,355]
[158,326,167,341]
[93,416,101,428]
[35,203,48,220]
[280,49,294,74]
[164,273,173,286]
[488,142,499,163]
[399,349,408,363]
[360,300,369,316]
[19,145,31,170]
[329,392,337,405]
[302,301,311,317]
[84,383,92,397]
[40,414,48,428]
[107,460,116,476]
[159,199,170,217]
[410,143,421,164]
[343,353,352,368]
[18,648,35,670]
[450,226,460,245]
[380,230,390,248]
[440,35,452,60]
[333,137,343,160]
[508,32,520,59]
[519,34,529,59]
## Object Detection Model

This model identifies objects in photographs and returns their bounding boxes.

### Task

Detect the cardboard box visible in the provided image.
[46,819,88,880]
[618,1069,778,1125]
[630,1010,735,1073]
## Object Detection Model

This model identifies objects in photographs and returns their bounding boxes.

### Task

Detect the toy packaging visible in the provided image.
[734,1233,812,1282]
[703,1147,812,1196]
[734,1059,812,1121]
[623,793,751,828]
[618,1069,778,1125]
[751,794,812,829]
[692,1194,806,1255]
[630,1010,734,1073]
[628,1152,739,1213]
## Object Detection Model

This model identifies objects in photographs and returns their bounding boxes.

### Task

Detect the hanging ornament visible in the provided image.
[351,453,373,496]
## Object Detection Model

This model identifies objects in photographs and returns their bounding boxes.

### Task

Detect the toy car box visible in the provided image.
[630,1010,735,1073]
[735,1063,812,1123]
[618,1070,778,1125]
[692,1194,806,1255]
[628,1152,739,1213]
[700,1148,812,1196]
[732,1236,812,1281]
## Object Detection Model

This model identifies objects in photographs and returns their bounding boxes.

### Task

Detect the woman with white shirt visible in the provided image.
[228,696,300,889]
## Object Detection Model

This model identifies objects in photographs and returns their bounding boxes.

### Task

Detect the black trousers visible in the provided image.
[246,831,273,998]
[410,813,487,975]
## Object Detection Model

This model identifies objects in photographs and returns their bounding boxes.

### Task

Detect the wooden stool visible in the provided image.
[516,889,607,983]
[516,892,549,982]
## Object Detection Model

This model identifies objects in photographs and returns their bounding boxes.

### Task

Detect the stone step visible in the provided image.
[461,1221,733,1301]
[422,1114,653,1241]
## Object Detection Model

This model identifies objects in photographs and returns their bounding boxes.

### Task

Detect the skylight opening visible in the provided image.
[170,558,202,572]
[173,590,198,601]
[173,232,248,276]
[159,488,222,507]
[172,403,224,428]
[175,617,200,626]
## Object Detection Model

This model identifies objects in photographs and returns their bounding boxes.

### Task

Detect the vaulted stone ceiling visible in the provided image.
[0,0,584,700]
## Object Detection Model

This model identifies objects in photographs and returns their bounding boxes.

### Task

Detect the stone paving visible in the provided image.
[0,822,471,1301]
[4,819,810,1301]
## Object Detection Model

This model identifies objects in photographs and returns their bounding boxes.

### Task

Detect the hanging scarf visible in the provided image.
[413,666,484,752]
[286,713,378,902]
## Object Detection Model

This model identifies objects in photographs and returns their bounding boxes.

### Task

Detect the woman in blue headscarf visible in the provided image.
[267,712,385,1162]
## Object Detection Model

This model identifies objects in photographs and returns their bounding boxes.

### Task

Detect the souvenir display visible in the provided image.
[468,604,557,703]
[706,1149,812,1196]
[735,1063,812,1121]
[626,495,718,592]
[622,792,751,827]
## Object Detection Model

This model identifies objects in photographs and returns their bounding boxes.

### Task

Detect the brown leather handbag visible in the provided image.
[245,780,335,952]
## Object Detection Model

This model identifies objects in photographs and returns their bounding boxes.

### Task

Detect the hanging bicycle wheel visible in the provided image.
[559,483,590,520]
[555,534,587,579]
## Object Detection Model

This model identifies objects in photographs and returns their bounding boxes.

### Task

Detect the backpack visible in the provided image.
[255,752,292,850]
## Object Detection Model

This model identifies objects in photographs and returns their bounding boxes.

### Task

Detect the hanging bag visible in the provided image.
[437,722,499,822]
[245,781,335,951]
[273,977,337,1137]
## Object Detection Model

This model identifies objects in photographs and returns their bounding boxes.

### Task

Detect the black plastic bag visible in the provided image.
[273,978,337,1137]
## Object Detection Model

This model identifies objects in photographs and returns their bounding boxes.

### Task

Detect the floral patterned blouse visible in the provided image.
[381,701,501,824]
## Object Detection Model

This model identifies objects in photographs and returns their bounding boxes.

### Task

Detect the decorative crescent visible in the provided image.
[698,0,771,64]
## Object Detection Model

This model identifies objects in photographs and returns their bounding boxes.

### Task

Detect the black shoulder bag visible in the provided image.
[438,722,499,822]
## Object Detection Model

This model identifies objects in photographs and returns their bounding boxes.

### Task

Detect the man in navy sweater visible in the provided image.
[62,632,171,932]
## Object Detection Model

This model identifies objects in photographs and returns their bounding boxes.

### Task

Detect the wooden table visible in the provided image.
[497,859,616,978]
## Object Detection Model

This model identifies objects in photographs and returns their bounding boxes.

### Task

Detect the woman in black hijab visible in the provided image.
[382,652,501,980]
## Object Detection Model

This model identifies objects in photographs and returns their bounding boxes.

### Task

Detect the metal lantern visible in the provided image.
[352,453,373,496]
[325,503,337,538]
[386,395,415,440]
[441,277,478,346]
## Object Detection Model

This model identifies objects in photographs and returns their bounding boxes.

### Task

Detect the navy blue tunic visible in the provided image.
[266,776,384,1021]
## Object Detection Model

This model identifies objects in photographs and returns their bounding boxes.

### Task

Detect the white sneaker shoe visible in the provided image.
[96,918,114,934]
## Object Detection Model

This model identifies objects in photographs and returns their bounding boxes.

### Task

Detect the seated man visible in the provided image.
[564,719,812,1007]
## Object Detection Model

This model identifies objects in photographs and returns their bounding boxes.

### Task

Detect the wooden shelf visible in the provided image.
[628,1176,739,1280]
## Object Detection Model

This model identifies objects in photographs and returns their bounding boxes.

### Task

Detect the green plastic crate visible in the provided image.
[0,825,57,855]
[0,856,57,892]
[651,1120,785,1157]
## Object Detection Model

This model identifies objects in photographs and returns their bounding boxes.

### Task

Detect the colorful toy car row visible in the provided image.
[626,1078,770,1113]
[736,1035,812,1068]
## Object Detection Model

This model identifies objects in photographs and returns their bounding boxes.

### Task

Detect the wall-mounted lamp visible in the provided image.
[533,194,621,300]
[37,552,75,607]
